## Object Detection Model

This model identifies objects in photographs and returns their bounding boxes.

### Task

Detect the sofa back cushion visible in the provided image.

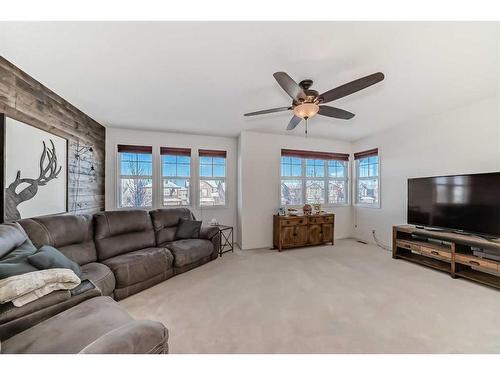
[93,210,155,261]
[0,223,29,258]
[149,208,195,246]
[18,214,97,266]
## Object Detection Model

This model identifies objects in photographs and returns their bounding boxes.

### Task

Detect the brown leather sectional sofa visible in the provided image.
[0,208,220,354]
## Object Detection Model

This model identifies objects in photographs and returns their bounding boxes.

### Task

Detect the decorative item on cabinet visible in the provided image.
[302,204,312,215]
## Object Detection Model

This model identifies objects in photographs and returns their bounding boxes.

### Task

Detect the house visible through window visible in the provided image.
[161,147,191,206]
[354,148,379,207]
[117,145,153,208]
[199,149,227,206]
[280,149,349,206]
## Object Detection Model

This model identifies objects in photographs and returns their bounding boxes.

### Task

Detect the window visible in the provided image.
[161,147,191,206]
[199,149,227,206]
[280,149,349,206]
[328,160,349,204]
[117,145,153,208]
[354,148,379,207]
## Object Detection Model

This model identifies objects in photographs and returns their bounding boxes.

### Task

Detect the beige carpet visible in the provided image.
[120,239,500,353]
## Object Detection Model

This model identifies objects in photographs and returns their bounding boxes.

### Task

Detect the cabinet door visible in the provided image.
[295,225,308,245]
[281,226,296,248]
[322,224,333,243]
[308,224,322,244]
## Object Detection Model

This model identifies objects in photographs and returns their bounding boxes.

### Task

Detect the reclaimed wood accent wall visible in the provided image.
[0,56,105,215]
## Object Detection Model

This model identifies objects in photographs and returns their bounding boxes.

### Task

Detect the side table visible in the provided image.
[213,224,234,256]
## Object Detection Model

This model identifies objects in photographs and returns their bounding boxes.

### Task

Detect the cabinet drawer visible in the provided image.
[455,254,499,271]
[281,217,307,226]
[420,246,451,261]
[396,240,422,253]
[308,216,333,224]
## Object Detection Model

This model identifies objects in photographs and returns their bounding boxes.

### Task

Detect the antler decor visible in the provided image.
[5,140,62,221]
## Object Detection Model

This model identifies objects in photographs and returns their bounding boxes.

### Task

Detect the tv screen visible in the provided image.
[407,172,500,236]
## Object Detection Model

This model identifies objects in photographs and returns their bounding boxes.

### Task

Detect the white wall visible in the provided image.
[105,127,239,240]
[238,131,353,250]
[352,95,500,246]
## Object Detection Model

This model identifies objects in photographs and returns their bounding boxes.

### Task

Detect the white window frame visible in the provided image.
[160,152,192,207]
[198,153,227,208]
[354,152,381,208]
[280,157,350,208]
[116,149,154,209]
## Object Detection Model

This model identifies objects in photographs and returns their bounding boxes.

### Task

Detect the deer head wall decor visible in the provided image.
[5,140,62,221]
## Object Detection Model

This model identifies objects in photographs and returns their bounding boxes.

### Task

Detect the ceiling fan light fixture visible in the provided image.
[293,103,319,119]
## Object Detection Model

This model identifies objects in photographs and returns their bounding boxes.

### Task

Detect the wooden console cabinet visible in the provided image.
[393,225,500,289]
[273,214,335,251]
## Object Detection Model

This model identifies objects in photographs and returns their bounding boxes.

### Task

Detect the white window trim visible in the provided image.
[160,154,192,207]
[198,154,228,208]
[280,157,350,208]
[116,149,154,209]
[353,152,381,209]
[115,146,231,211]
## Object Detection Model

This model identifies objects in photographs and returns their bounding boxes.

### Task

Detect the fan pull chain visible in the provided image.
[305,118,308,137]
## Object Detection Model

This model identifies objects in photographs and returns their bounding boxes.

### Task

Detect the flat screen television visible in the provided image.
[407,172,500,237]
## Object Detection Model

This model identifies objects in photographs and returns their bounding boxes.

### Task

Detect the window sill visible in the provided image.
[283,203,351,209]
[199,204,228,209]
[116,206,152,211]
[354,203,381,209]
[162,204,192,208]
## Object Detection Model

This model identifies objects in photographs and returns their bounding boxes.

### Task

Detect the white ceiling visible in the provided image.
[0,22,499,141]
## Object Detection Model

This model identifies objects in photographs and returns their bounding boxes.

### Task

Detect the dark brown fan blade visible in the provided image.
[273,72,306,101]
[244,106,291,117]
[286,115,302,131]
[318,106,355,120]
[319,72,384,104]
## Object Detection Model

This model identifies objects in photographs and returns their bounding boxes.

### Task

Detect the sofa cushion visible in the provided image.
[150,208,195,246]
[94,210,156,261]
[0,290,70,326]
[175,218,202,240]
[166,239,213,268]
[79,320,168,354]
[0,286,100,342]
[18,214,97,266]
[102,247,173,288]
[112,272,173,301]
[28,245,82,277]
[0,239,38,279]
[80,262,115,296]
[1,296,167,354]
[0,223,29,258]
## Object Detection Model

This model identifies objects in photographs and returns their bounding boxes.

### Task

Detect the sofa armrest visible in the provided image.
[79,320,168,354]
[201,226,220,260]
[199,226,219,240]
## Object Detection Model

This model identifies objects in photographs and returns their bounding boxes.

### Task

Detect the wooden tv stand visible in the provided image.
[393,225,500,290]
